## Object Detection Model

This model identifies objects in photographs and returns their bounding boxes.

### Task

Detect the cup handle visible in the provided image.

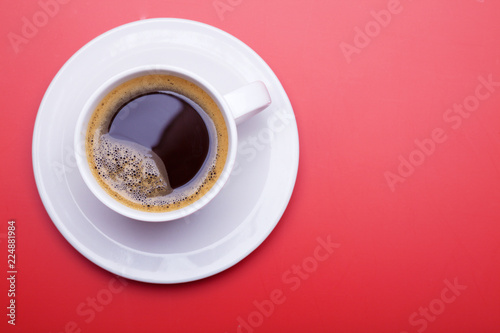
[224,81,272,125]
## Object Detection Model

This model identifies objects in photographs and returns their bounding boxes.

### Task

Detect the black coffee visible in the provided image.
[108,92,210,189]
[85,74,229,212]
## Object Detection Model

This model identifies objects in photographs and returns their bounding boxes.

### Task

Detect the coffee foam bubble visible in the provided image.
[85,74,229,213]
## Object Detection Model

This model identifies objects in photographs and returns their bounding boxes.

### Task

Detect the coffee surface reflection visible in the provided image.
[108,92,210,189]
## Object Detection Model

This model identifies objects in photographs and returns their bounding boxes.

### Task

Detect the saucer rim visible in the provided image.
[32,18,299,283]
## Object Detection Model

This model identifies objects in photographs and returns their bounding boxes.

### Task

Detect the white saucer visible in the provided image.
[32,18,299,283]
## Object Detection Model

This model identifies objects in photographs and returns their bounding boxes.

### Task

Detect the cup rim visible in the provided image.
[74,65,237,222]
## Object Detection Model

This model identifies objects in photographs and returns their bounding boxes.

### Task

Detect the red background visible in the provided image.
[1,0,500,332]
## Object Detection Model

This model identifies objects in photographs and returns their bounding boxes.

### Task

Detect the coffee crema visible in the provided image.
[85,74,229,213]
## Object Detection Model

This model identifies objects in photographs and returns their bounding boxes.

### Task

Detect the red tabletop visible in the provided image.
[2,0,500,332]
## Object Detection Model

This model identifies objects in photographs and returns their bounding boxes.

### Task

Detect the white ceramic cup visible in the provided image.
[75,65,271,222]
